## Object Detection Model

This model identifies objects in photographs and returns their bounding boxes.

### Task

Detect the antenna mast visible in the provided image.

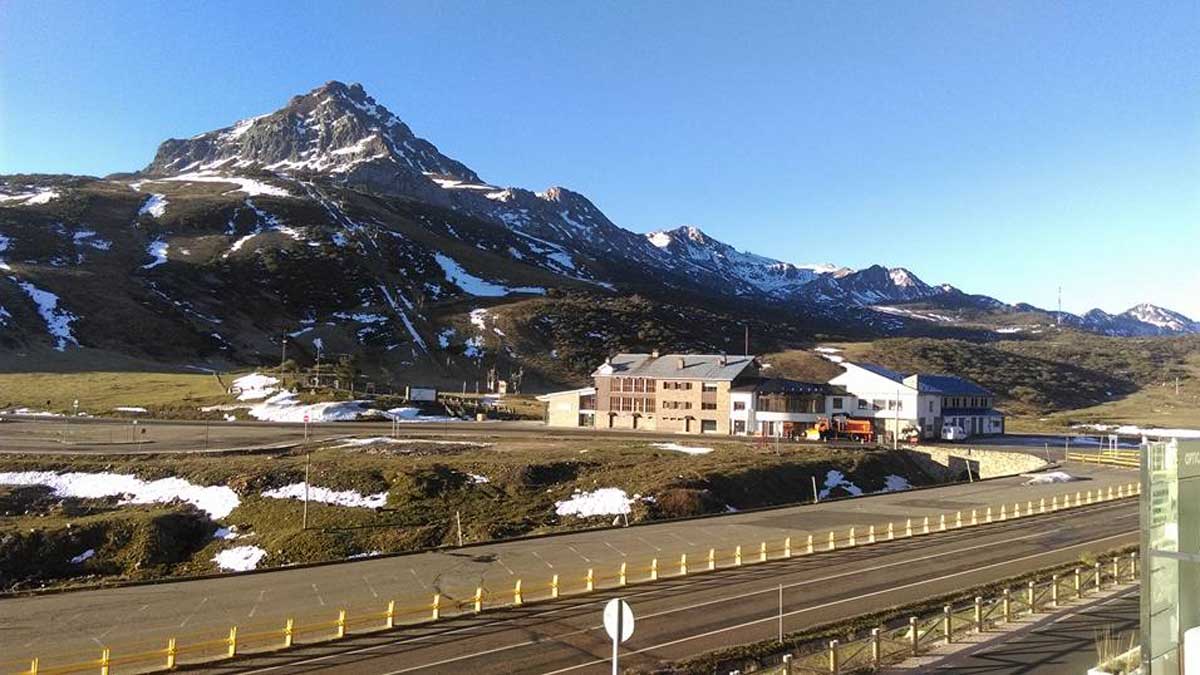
[1056,286,1062,325]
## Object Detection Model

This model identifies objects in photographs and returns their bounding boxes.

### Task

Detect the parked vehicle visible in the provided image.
[941,424,968,441]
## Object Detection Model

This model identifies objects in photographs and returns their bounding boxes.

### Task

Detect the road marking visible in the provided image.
[567,545,591,563]
[231,521,1134,675]
[311,583,326,606]
[635,535,663,552]
[531,551,555,569]
[363,576,379,598]
[248,590,267,618]
[539,530,1140,674]
[603,542,626,558]
[496,557,514,575]
[178,596,208,628]
[407,568,429,590]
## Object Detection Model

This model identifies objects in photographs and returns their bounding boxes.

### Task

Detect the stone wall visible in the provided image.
[904,445,1048,481]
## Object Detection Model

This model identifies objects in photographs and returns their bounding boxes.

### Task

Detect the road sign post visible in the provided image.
[603,598,634,675]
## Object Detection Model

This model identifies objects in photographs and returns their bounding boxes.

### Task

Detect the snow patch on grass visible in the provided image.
[213,546,268,571]
[651,442,713,455]
[14,280,77,350]
[70,549,95,564]
[138,194,168,218]
[0,471,240,519]
[261,482,388,509]
[232,373,280,401]
[1074,423,1200,439]
[879,474,912,492]
[142,239,169,269]
[555,488,643,517]
[818,470,863,499]
[1024,471,1076,485]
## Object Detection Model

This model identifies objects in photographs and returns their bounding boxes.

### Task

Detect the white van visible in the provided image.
[941,424,968,441]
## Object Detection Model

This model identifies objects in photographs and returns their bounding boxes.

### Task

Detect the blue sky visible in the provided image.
[2,1,1196,316]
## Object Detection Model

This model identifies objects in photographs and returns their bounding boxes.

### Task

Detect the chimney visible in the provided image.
[676,356,686,370]
[719,351,727,366]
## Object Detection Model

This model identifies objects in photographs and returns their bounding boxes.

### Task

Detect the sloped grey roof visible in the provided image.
[909,374,992,396]
[731,377,844,395]
[593,353,755,381]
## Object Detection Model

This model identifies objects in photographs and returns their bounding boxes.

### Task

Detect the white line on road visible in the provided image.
[603,542,626,558]
[531,551,555,569]
[363,576,379,599]
[567,545,591,563]
[248,590,266,618]
[407,568,429,590]
[311,583,326,606]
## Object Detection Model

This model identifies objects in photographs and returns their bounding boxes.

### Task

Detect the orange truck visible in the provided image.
[816,416,875,442]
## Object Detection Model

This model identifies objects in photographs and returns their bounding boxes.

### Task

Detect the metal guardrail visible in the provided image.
[1067,451,1139,468]
[754,551,1139,675]
[2,481,1142,675]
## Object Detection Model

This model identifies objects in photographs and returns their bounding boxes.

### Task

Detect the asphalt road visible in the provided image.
[0,465,1138,671]
[184,499,1140,675]
[0,414,1148,455]
[918,586,1140,674]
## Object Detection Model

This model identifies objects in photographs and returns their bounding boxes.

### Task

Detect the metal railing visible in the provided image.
[2,480,1142,675]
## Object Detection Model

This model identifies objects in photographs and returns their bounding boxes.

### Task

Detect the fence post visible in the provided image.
[736,545,744,565]
[29,658,38,675]
[974,596,983,632]
[474,586,484,611]
[1052,496,1058,511]
[1014,503,1021,518]
[166,638,177,669]
[909,616,919,656]
[1108,486,1115,500]
[1040,498,1046,514]
[999,505,1007,521]
[1051,575,1059,608]
[986,507,993,523]
[1027,500,1033,515]
[551,574,560,598]
[1074,568,1082,599]
[848,528,856,547]
[1027,581,1036,614]
[829,639,840,674]
[783,653,794,675]
[228,626,239,657]
[955,511,962,528]
[1095,562,1102,591]
[619,562,627,586]
[1087,490,1093,505]
[1002,589,1011,623]
[101,647,111,675]
[887,522,895,540]
[1130,552,1138,580]
[514,579,523,606]
[284,618,294,647]
[432,594,441,620]
[1118,485,1125,498]
[868,525,876,543]
[680,553,688,576]
[905,518,913,537]
[709,548,717,570]
[944,605,953,644]
[386,600,396,628]
[939,514,946,531]
[336,610,346,638]
[760,541,768,562]
[784,536,792,558]
[807,534,815,554]
[586,568,594,591]
[1075,491,1082,507]
[828,532,836,551]
[922,516,930,535]
[871,628,881,666]
[650,558,659,581]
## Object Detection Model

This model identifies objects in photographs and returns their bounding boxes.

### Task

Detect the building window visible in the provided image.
[832,397,843,410]
[872,399,885,411]
[646,379,656,392]
[734,420,746,434]
[609,397,619,410]
[733,401,746,411]
[928,400,934,413]
[858,399,868,410]
[701,402,717,410]
[700,419,717,433]
[702,383,717,393]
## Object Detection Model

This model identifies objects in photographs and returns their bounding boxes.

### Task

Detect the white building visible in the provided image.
[729,378,847,437]
[828,362,1003,439]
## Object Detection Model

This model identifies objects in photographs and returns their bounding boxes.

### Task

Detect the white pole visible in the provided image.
[778,583,784,643]
[894,389,900,451]
[812,476,819,503]
[302,452,310,530]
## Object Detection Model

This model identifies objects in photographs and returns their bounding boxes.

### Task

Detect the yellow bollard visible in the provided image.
[849,527,856,547]
[513,579,523,606]
[474,587,484,612]
[1118,485,1125,498]
[986,506,993,523]
[735,545,744,566]
[1086,490,1093,505]
[336,610,346,639]
[808,533,815,553]
[971,509,978,526]
[619,562,627,586]
[650,558,659,581]
[229,625,239,657]
[284,618,295,647]
[551,574,559,599]
[1075,491,1082,507]
[708,548,716,570]
[999,504,1007,521]
[955,512,962,528]
[922,516,930,534]
[905,518,913,537]
[586,568,594,592]
[1108,486,1114,500]
[1014,503,1021,518]
[386,600,396,628]
[1040,498,1046,514]
[1027,500,1033,515]
[887,522,895,540]
[1051,496,1058,511]
[784,536,792,558]
[680,553,688,575]
[828,531,836,551]
[166,638,177,669]
[868,525,876,543]
[939,514,946,531]
[760,541,767,562]
[30,658,39,675]
[431,594,441,620]
[99,647,111,675]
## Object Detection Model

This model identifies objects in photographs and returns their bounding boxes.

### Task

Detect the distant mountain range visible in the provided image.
[0,81,1193,381]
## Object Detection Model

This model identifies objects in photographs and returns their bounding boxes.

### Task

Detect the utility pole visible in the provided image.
[812,476,819,503]
[456,510,464,547]
[302,451,311,530]
[894,388,900,451]
[744,325,750,357]
[778,583,784,643]
[281,335,288,369]
[1056,286,1062,326]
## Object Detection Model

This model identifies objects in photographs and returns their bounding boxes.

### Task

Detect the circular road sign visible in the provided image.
[603,598,634,643]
